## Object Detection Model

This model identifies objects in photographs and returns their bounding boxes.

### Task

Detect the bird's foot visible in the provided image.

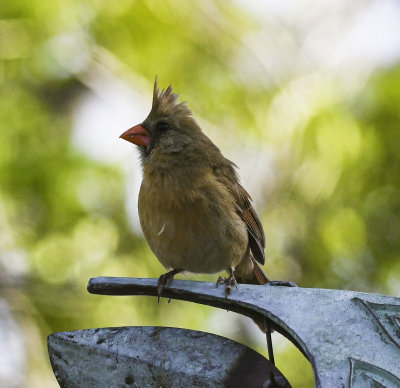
[267,280,297,287]
[216,268,238,297]
[157,269,182,303]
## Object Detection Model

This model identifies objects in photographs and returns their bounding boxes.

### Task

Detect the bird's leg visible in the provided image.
[216,267,238,297]
[267,280,297,287]
[157,268,182,303]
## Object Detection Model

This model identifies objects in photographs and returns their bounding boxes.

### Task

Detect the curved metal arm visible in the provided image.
[88,277,400,388]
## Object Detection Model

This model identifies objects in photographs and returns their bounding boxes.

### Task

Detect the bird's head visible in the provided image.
[120,77,202,160]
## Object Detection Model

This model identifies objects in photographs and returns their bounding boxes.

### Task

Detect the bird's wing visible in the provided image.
[213,164,266,265]
[232,183,266,265]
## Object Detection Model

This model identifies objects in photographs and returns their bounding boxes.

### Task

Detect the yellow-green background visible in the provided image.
[1,1,400,387]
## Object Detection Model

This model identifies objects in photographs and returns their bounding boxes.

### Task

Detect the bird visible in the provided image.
[120,78,273,301]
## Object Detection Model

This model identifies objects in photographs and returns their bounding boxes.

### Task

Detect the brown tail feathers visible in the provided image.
[236,255,270,285]
[250,255,270,284]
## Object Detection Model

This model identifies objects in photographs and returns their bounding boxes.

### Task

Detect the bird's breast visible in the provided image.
[138,172,248,274]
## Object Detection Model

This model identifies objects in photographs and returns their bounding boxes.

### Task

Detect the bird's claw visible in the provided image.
[216,276,226,288]
[157,269,181,303]
[157,274,168,303]
[216,269,238,298]
[267,280,297,287]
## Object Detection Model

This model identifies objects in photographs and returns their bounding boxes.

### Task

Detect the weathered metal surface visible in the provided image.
[88,277,400,388]
[48,326,290,388]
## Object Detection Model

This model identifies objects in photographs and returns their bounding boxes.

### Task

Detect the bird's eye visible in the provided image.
[157,122,169,131]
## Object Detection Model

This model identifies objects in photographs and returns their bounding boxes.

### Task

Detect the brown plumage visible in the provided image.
[120,79,270,302]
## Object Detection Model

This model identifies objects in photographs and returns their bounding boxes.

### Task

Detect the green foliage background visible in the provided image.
[1,1,399,387]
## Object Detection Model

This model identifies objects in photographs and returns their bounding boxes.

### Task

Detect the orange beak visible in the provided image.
[119,124,151,147]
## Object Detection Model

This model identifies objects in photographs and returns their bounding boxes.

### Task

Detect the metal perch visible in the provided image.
[48,277,400,387]
[87,277,400,387]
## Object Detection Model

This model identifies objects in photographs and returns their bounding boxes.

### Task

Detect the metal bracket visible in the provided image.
[86,277,400,388]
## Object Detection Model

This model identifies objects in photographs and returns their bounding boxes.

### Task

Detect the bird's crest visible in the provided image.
[151,76,191,117]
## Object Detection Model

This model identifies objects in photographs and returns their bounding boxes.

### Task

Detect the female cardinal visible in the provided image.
[120,79,271,300]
